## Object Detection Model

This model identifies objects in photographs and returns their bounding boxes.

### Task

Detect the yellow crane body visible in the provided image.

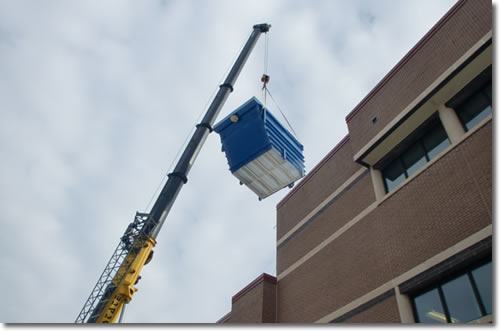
[97,236,156,323]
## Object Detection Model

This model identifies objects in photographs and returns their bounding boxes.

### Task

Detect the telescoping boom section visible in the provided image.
[75,23,271,323]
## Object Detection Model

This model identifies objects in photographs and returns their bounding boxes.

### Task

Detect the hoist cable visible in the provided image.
[264,86,299,139]
[264,32,269,75]
[262,86,267,109]
[261,31,270,109]
[258,30,299,140]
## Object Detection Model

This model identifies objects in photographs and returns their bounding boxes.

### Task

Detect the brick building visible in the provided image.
[219,0,492,323]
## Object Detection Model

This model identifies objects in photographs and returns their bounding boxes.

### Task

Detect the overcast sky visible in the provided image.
[0,0,462,323]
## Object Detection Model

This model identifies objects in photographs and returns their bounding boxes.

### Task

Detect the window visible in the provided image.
[414,288,448,323]
[455,80,492,131]
[412,260,492,323]
[447,66,492,132]
[381,119,450,193]
[471,263,492,315]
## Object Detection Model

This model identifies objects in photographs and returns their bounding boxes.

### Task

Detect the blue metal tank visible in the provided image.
[214,97,305,199]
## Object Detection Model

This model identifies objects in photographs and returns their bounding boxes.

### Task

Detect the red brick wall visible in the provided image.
[274,0,492,322]
[277,172,375,274]
[376,121,492,278]
[230,282,264,323]
[277,137,363,240]
[277,122,492,322]
[342,295,401,323]
[262,280,277,322]
[346,0,492,155]
[227,274,277,323]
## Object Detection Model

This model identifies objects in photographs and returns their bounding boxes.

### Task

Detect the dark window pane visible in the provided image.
[441,274,482,323]
[383,159,405,192]
[472,262,492,315]
[456,83,492,131]
[423,124,450,160]
[464,105,492,131]
[484,81,492,102]
[401,143,427,177]
[413,288,447,323]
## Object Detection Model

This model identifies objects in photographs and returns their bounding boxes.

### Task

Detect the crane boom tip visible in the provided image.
[253,23,271,32]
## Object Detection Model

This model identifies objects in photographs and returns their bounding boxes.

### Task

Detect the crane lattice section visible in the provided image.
[75,212,151,323]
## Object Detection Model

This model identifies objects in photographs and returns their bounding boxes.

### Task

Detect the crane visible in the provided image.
[75,23,271,323]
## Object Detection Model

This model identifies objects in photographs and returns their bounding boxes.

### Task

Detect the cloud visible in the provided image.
[0,0,457,323]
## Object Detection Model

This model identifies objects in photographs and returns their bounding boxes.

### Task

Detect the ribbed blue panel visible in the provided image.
[262,109,304,175]
[214,96,305,179]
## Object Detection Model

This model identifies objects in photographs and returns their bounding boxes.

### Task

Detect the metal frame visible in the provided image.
[75,212,150,323]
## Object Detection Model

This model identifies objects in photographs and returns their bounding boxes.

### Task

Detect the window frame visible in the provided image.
[446,65,492,132]
[455,81,492,131]
[410,258,492,323]
[377,115,450,193]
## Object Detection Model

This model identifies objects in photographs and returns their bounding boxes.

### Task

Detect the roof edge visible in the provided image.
[216,312,232,323]
[345,0,467,122]
[231,273,277,304]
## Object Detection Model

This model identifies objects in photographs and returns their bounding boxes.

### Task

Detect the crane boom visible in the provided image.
[75,23,271,323]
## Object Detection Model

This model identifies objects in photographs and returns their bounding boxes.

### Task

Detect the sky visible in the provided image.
[0,0,462,324]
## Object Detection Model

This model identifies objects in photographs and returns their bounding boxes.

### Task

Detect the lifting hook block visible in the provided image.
[261,74,270,87]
